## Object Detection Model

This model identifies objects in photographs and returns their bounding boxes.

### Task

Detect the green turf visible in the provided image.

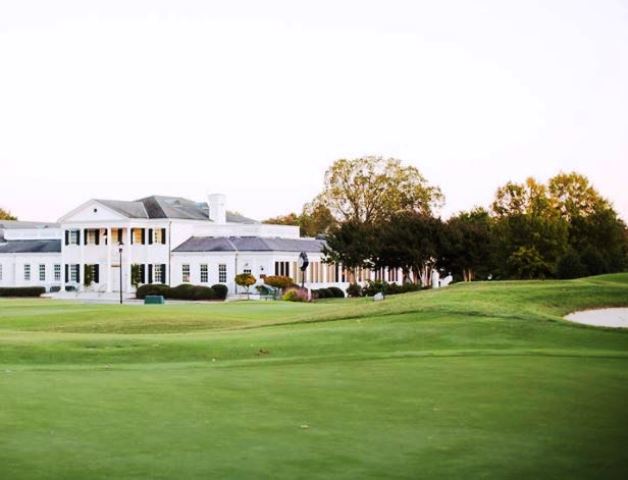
[1,274,628,479]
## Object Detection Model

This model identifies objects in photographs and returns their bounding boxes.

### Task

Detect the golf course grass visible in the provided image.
[1,274,628,479]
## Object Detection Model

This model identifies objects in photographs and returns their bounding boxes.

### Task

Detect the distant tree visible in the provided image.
[442,208,495,281]
[556,249,588,279]
[299,203,336,237]
[547,172,609,221]
[322,220,377,283]
[373,212,445,286]
[311,156,443,224]
[262,204,336,237]
[235,273,256,298]
[0,207,17,220]
[262,212,300,227]
[507,246,552,279]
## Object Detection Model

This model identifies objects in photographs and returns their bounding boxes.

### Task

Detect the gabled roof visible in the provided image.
[0,239,61,254]
[173,236,326,253]
[90,196,258,223]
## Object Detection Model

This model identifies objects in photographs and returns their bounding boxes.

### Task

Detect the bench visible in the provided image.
[144,295,165,304]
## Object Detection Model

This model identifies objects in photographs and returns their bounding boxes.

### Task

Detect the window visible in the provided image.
[24,264,31,281]
[70,265,79,282]
[154,264,162,283]
[54,264,61,282]
[243,268,251,275]
[200,264,208,283]
[182,264,190,283]
[39,264,46,282]
[69,230,80,245]
[154,228,166,244]
[133,228,143,244]
[274,261,290,277]
[218,264,227,283]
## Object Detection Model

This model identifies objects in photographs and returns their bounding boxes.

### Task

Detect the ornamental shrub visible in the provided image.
[0,287,46,297]
[136,284,170,299]
[346,283,363,297]
[282,288,308,302]
[263,275,296,290]
[315,288,333,299]
[327,286,345,298]
[363,280,389,297]
[211,284,228,300]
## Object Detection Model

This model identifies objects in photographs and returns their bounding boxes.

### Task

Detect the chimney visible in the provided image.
[208,193,226,224]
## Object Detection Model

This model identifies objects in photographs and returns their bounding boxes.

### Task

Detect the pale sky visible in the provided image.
[1,0,627,222]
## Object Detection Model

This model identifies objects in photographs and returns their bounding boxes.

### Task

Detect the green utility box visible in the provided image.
[144,295,165,305]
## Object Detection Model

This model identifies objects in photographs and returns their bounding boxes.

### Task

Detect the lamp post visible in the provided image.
[298,252,309,290]
[118,242,124,305]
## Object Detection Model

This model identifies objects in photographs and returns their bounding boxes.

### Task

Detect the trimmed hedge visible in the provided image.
[327,286,345,298]
[211,284,228,300]
[0,287,46,297]
[135,284,222,301]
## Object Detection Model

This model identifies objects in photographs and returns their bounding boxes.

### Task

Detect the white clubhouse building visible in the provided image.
[0,194,399,296]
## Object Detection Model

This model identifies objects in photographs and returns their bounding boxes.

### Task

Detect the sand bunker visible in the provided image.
[565,308,628,328]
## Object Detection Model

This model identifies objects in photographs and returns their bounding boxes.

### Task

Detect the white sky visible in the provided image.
[1,0,627,222]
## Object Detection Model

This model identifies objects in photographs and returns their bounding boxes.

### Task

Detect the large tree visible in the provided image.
[372,212,445,286]
[322,220,377,282]
[262,204,336,237]
[0,207,17,220]
[442,208,495,281]
[311,156,443,224]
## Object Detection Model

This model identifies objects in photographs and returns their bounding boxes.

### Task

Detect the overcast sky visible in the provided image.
[1,0,627,222]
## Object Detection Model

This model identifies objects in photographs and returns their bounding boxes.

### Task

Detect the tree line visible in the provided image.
[264,156,627,284]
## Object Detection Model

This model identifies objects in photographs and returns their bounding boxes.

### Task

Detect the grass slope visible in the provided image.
[1,274,628,479]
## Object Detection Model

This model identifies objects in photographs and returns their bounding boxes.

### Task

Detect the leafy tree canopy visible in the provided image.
[311,156,443,224]
[0,207,17,220]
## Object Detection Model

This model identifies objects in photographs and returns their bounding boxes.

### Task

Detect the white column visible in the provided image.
[106,227,112,293]
[79,229,84,292]
[126,227,133,293]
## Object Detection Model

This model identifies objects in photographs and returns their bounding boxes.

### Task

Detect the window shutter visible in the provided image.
[140,264,146,284]
[94,264,100,284]
[161,228,166,245]
[148,264,153,284]
[95,230,100,245]
[75,264,81,284]
[161,264,166,284]
[65,231,69,246]
[84,229,89,245]
[141,229,146,245]
[65,264,69,282]
[130,229,134,245]
[148,229,153,245]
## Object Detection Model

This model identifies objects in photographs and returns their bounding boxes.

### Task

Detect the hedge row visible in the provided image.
[312,286,345,299]
[136,283,228,301]
[0,287,46,297]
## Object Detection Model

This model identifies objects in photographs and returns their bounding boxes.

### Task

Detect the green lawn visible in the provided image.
[1,275,628,479]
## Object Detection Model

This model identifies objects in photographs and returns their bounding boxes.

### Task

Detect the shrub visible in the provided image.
[136,284,170,299]
[363,280,389,297]
[211,284,228,300]
[327,286,345,298]
[0,287,46,297]
[136,283,221,301]
[556,249,587,279]
[171,284,216,300]
[263,275,296,290]
[315,288,333,299]
[346,283,363,297]
[235,273,256,295]
[282,288,308,302]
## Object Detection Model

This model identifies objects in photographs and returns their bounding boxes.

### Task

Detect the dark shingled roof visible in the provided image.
[94,196,257,223]
[0,239,61,254]
[173,236,326,253]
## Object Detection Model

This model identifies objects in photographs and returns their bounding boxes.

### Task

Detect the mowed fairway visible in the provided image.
[1,275,628,479]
